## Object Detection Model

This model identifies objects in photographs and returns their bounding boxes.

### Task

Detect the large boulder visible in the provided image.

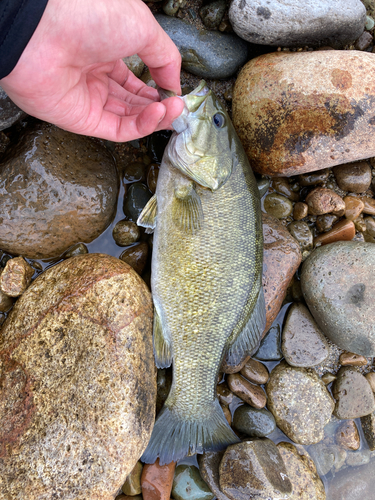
[0,254,155,499]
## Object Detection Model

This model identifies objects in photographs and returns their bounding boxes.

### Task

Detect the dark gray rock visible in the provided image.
[0,86,27,131]
[301,242,375,356]
[232,404,276,437]
[155,15,249,79]
[229,0,366,48]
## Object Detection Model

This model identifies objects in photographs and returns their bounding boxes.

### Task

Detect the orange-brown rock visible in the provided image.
[141,459,176,500]
[314,219,355,246]
[240,358,269,385]
[0,256,34,297]
[361,196,375,215]
[339,352,368,366]
[120,242,149,275]
[0,254,155,499]
[233,51,375,176]
[344,196,364,220]
[227,373,267,409]
[305,188,345,216]
[262,213,302,334]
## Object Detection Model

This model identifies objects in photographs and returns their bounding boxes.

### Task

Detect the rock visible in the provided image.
[301,241,375,355]
[147,164,160,193]
[112,221,141,247]
[0,257,34,297]
[360,412,375,450]
[316,214,339,233]
[333,161,372,192]
[232,405,276,437]
[219,439,292,499]
[281,303,329,367]
[217,383,234,406]
[262,214,302,334]
[293,202,308,221]
[335,420,360,450]
[228,0,365,47]
[155,15,249,79]
[266,362,334,444]
[119,242,149,275]
[326,461,375,500]
[0,289,14,312]
[227,373,267,409]
[222,405,231,426]
[257,177,270,198]
[221,353,250,374]
[0,86,27,131]
[314,219,356,245]
[0,122,118,259]
[362,196,375,215]
[123,55,145,78]
[123,182,152,222]
[332,367,375,418]
[287,222,314,252]
[277,442,326,500]
[344,196,364,220]
[366,372,375,392]
[345,448,371,466]
[122,161,147,184]
[355,30,373,49]
[198,451,230,500]
[240,358,269,385]
[306,188,345,216]
[141,459,176,500]
[122,461,143,495]
[298,169,330,187]
[233,51,375,177]
[308,442,345,475]
[254,304,289,361]
[263,193,293,219]
[63,243,88,259]
[0,254,155,499]
[199,0,226,29]
[339,352,368,366]
[172,465,214,500]
[322,372,337,385]
[270,177,299,202]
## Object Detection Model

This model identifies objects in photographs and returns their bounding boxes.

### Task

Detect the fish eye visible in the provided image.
[213,113,225,128]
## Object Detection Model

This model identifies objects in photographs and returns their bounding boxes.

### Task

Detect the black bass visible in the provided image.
[138,81,265,465]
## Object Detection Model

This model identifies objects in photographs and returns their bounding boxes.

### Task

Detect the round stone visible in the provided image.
[335,420,360,450]
[240,358,269,385]
[305,188,345,216]
[333,161,372,192]
[332,367,375,419]
[198,451,230,500]
[287,221,314,251]
[232,405,276,437]
[293,202,308,221]
[0,254,155,499]
[344,196,364,220]
[123,183,153,222]
[172,465,214,500]
[112,220,141,247]
[263,193,293,219]
[119,242,149,275]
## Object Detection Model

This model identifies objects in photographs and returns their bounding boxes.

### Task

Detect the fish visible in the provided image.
[137,81,265,465]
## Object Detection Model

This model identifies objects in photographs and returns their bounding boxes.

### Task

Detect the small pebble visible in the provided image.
[240,358,269,385]
[322,372,337,385]
[141,459,176,500]
[227,373,267,409]
[232,404,276,437]
[122,461,143,495]
[333,161,372,192]
[0,256,34,297]
[119,242,149,275]
[293,201,308,220]
[172,465,214,500]
[314,219,355,246]
[63,243,88,258]
[345,449,371,466]
[361,196,375,215]
[271,177,299,201]
[365,372,375,392]
[339,352,368,366]
[147,164,159,193]
[354,215,367,232]
[163,0,184,17]
[335,420,360,450]
[263,193,293,218]
[316,213,339,232]
[306,188,345,216]
[365,216,375,236]
[298,169,329,186]
[216,382,234,406]
[0,289,14,312]
[344,196,364,220]
[366,15,375,30]
[123,55,145,78]
[112,220,141,247]
[199,0,226,29]
[288,221,313,251]
[360,412,375,450]
[254,323,283,361]
[355,31,373,50]
[122,161,147,184]
[123,182,153,222]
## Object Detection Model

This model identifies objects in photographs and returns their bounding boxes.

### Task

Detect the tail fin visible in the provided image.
[141,399,240,465]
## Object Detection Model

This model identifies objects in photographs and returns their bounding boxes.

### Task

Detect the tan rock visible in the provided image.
[344,196,364,220]
[240,358,269,385]
[0,288,14,312]
[361,196,375,215]
[233,51,375,176]
[227,373,267,409]
[306,188,345,216]
[293,202,308,221]
[339,352,368,366]
[122,461,143,495]
[0,256,34,297]
[262,214,302,334]
[0,254,155,499]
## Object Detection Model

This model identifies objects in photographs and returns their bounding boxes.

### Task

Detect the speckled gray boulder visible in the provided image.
[155,15,249,79]
[266,362,334,445]
[0,86,26,131]
[301,242,375,356]
[229,0,366,48]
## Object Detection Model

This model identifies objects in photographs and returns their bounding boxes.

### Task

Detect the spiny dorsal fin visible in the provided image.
[153,307,172,369]
[137,194,157,234]
[172,182,203,234]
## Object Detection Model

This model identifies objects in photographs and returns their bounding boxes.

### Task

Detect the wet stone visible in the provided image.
[345,448,371,467]
[332,367,375,419]
[316,214,339,232]
[326,460,375,499]
[122,161,147,184]
[147,164,160,193]
[240,358,269,385]
[271,177,299,202]
[355,30,373,50]
[141,459,176,500]
[344,196,364,220]
[112,220,141,247]
[263,193,293,219]
[281,303,329,367]
[360,412,375,450]
[314,219,355,245]
[217,382,234,406]
[219,439,292,500]
[306,188,345,216]
[122,461,143,495]
[339,352,368,366]
[222,405,231,426]
[266,362,334,445]
[123,182,152,222]
[308,442,345,476]
[232,405,276,437]
[0,86,27,131]
[293,202,308,221]
[288,221,313,252]
[0,257,34,297]
[172,465,214,500]
[221,353,250,374]
[262,214,302,334]
[198,451,230,500]
[199,0,226,29]
[277,442,326,500]
[254,310,284,362]
[63,243,88,258]
[301,242,375,355]
[0,289,14,312]
[322,372,337,385]
[227,373,267,409]
[333,161,372,192]
[361,196,375,215]
[257,177,270,198]
[335,420,360,450]
[298,169,330,187]
[119,242,149,275]
[365,372,375,392]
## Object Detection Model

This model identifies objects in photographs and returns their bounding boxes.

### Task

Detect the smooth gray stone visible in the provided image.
[301,242,375,356]
[0,87,26,131]
[229,0,366,48]
[155,15,249,79]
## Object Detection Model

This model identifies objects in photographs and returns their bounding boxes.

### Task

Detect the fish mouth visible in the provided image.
[172,81,211,133]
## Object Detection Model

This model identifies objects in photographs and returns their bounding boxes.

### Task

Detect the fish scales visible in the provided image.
[139,81,265,465]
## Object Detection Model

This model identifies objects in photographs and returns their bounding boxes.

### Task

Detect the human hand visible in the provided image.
[0,0,184,141]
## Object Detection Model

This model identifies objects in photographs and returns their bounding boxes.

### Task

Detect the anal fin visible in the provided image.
[153,307,172,369]
[137,194,157,234]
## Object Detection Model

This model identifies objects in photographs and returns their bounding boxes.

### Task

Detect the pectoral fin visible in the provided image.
[153,307,172,369]
[137,194,157,234]
[172,182,203,233]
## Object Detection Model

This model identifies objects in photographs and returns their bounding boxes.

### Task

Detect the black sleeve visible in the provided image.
[0,0,49,79]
